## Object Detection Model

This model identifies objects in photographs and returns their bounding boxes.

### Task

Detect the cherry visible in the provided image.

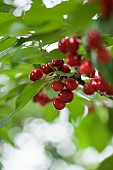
[67,36,80,54]
[106,85,113,96]
[42,64,54,74]
[52,80,64,92]
[87,30,102,49]
[51,59,64,67]
[83,82,95,95]
[96,46,112,64]
[33,92,51,106]
[95,76,107,92]
[80,60,95,77]
[58,38,68,53]
[30,68,43,82]
[101,0,113,17]
[90,78,98,90]
[66,54,81,66]
[64,78,78,91]
[58,36,80,54]
[58,64,71,73]
[53,97,65,110]
[59,89,74,103]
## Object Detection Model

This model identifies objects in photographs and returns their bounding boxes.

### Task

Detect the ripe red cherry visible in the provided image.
[80,60,95,77]
[42,64,53,74]
[95,76,107,92]
[106,85,113,96]
[87,30,102,49]
[101,0,113,17]
[58,64,71,73]
[66,54,81,66]
[64,78,78,91]
[30,68,43,82]
[51,59,64,67]
[59,89,74,103]
[96,46,112,64]
[53,97,65,110]
[83,82,95,95]
[58,38,68,53]
[90,78,98,90]
[33,92,51,106]
[67,36,80,54]
[52,80,64,92]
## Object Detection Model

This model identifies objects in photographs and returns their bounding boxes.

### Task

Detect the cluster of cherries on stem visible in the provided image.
[88,0,113,18]
[29,30,113,110]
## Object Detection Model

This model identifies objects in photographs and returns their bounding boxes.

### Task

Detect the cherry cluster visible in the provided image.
[87,30,112,63]
[29,36,81,110]
[83,74,113,96]
[29,31,113,110]
[88,0,113,18]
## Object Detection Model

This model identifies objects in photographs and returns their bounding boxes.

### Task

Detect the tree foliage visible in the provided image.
[0,0,113,169]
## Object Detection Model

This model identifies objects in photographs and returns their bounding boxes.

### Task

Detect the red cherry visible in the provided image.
[33,93,40,102]
[33,92,51,106]
[80,60,95,77]
[58,64,71,73]
[101,0,113,17]
[90,78,98,90]
[58,38,68,53]
[53,97,65,110]
[42,64,53,74]
[58,36,80,54]
[95,76,107,92]
[83,82,95,95]
[30,68,43,82]
[66,54,81,66]
[87,30,102,49]
[51,59,64,67]
[59,89,74,103]
[64,78,78,91]
[52,80,64,92]
[67,36,80,54]
[96,46,112,64]
[106,85,113,96]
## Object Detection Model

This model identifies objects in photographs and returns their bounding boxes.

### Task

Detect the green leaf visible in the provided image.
[99,16,113,36]
[0,37,17,52]
[0,1,13,13]
[16,80,45,109]
[41,103,59,122]
[107,108,113,133]
[76,113,111,151]
[7,48,66,64]
[0,12,16,26]
[0,80,45,128]
[97,154,113,170]
[67,94,87,121]
[68,2,99,32]
[0,127,14,145]
[0,84,26,102]
[23,0,81,26]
